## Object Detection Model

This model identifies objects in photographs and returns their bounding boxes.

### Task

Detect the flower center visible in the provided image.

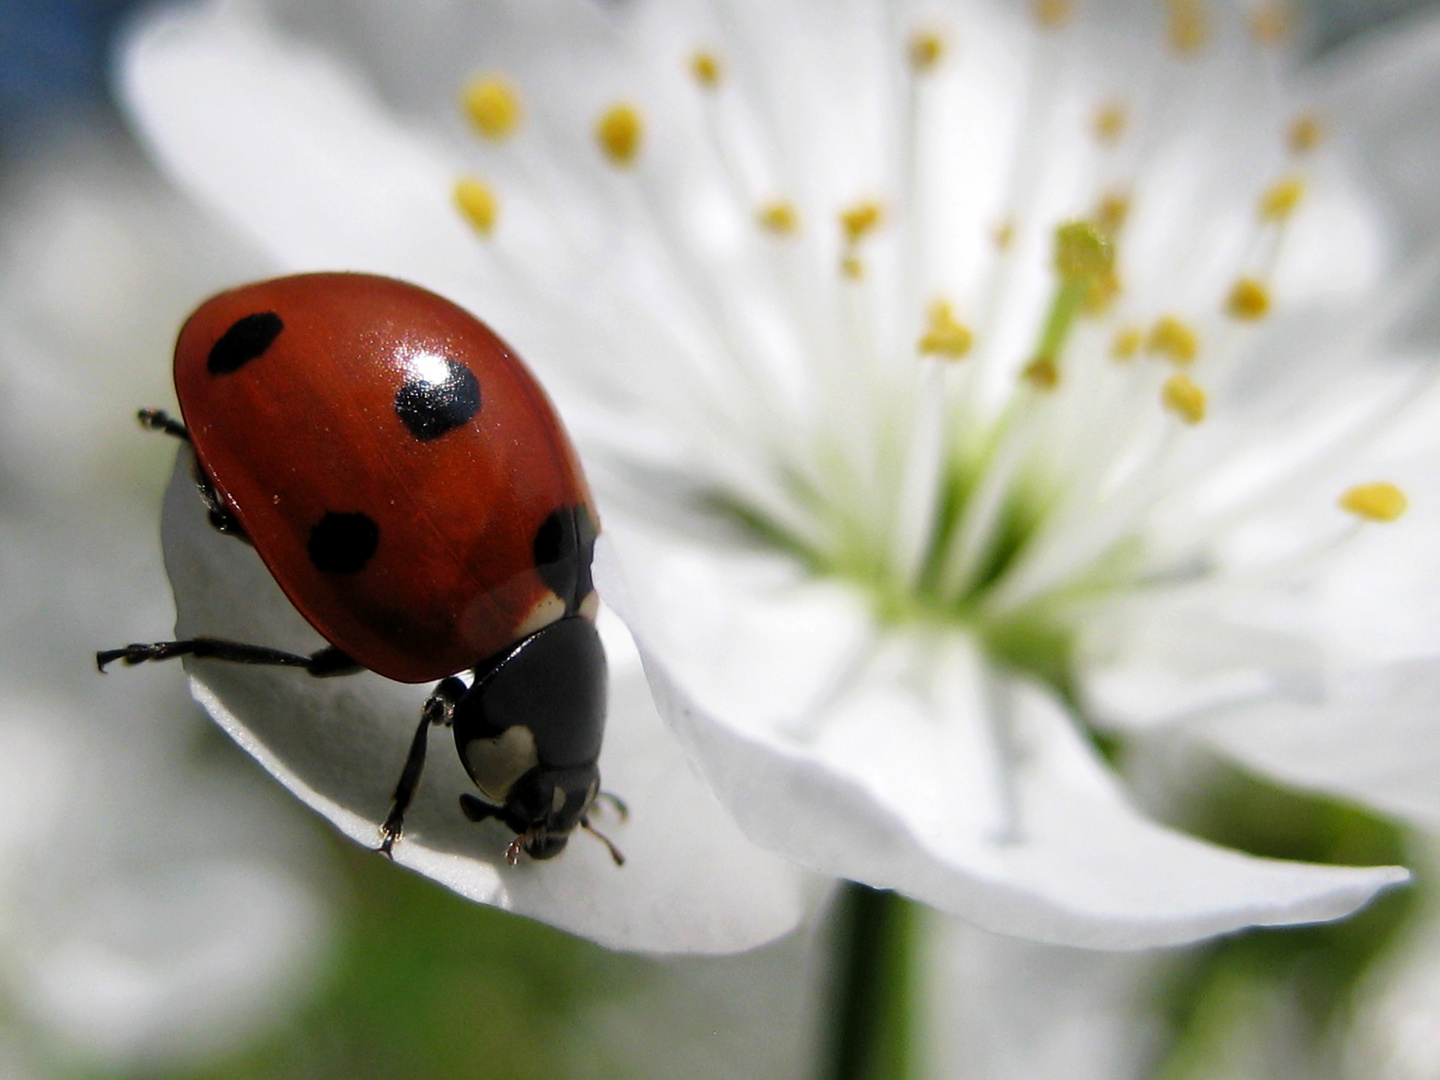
[449,3,1411,695]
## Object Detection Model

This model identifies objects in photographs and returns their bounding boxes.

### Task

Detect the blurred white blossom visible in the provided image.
[0,127,332,1072]
[118,0,1440,950]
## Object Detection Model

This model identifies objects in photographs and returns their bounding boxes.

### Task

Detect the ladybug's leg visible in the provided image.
[138,407,189,440]
[96,638,360,677]
[377,676,467,857]
[137,407,251,541]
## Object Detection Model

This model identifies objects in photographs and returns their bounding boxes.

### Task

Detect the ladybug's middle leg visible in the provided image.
[378,676,467,857]
[96,638,360,676]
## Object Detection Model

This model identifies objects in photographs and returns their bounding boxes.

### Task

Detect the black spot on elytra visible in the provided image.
[394,359,481,441]
[307,511,379,574]
[208,312,283,375]
[533,504,597,612]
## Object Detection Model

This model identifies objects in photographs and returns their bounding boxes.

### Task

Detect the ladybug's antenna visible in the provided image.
[593,791,630,823]
[581,817,626,867]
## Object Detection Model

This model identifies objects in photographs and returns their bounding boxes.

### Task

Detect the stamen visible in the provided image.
[757,200,799,235]
[840,200,884,245]
[1032,0,1073,30]
[1112,326,1143,361]
[1094,191,1130,238]
[1162,373,1207,424]
[918,300,973,359]
[1288,113,1324,156]
[1249,2,1293,48]
[1147,315,1199,365]
[909,29,946,73]
[453,177,498,236]
[1092,101,1128,146]
[461,75,522,141]
[690,49,723,89]
[597,103,644,167]
[1226,277,1270,321]
[1340,482,1408,522]
[1022,357,1060,388]
[1166,0,1209,56]
[838,200,884,278]
[1260,176,1305,222]
[1026,222,1113,386]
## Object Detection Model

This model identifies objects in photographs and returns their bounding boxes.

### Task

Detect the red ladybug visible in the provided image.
[99,273,622,865]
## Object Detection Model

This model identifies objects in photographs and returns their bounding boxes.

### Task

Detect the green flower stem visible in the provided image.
[818,882,918,1080]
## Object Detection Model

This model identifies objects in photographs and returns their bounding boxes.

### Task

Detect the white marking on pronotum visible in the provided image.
[464,725,539,803]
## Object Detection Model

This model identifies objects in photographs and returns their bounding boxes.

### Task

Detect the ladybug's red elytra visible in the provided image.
[99,273,623,866]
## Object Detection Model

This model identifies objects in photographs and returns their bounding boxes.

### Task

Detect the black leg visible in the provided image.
[190,467,249,541]
[138,407,189,440]
[96,638,358,677]
[136,406,249,540]
[377,676,467,857]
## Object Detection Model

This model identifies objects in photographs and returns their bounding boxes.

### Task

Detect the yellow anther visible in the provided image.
[1260,176,1305,222]
[597,103,644,166]
[993,218,1015,250]
[909,30,946,72]
[1167,0,1209,55]
[918,300,974,359]
[1093,100,1128,145]
[1054,221,1113,282]
[1147,315,1199,365]
[1032,0,1073,30]
[1112,325,1143,361]
[1162,374,1207,424]
[1023,356,1060,389]
[454,177,499,236]
[461,75,522,140]
[840,200,884,245]
[841,254,865,280]
[1226,277,1270,321]
[1094,191,1130,237]
[757,200,799,235]
[1340,482,1408,523]
[690,50,723,88]
[1288,113,1324,156]
[1249,2,1292,47]
[1083,266,1122,315]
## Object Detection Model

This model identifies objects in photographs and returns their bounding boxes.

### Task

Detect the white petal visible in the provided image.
[1317,5,1440,251]
[923,912,1160,1080]
[597,533,1406,949]
[159,450,808,953]
[1194,659,1440,832]
[120,1,474,288]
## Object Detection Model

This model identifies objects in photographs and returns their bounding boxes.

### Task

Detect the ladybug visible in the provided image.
[98,272,623,866]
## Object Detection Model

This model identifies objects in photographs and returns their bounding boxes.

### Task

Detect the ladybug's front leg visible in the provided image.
[377,676,467,857]
[137,407,249,540]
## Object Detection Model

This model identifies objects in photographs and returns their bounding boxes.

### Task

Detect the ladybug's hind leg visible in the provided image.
[138,407,189,440]
[96,638,360,677]
[377,676,467,857]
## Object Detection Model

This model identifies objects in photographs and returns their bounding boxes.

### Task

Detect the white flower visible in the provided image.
[119,0,1440,949]
[0,126,331,1071]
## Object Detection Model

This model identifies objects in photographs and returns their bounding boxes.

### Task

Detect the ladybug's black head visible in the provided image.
[500,763,600,859]
[451,615,608,862]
